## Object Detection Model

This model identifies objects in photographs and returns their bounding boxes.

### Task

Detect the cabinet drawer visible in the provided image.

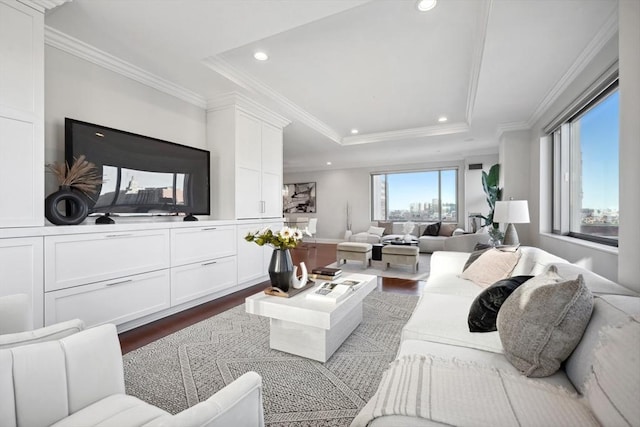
[45,230,170,291]
[44,269,170,328]
[171,256,237,306]
[170,225,236,266]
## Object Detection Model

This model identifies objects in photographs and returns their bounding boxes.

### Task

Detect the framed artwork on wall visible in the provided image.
[283,182,316,213]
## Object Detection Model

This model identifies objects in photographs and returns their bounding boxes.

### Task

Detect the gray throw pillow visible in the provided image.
[497,266,594,377]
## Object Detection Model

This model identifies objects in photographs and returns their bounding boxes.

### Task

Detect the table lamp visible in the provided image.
[493,200,530,245]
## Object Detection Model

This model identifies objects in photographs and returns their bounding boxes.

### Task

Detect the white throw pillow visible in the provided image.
[460,248,521,287]
[367,226,385,237]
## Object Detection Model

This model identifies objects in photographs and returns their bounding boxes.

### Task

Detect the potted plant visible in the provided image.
[245,226,307,292]
[472,163,503,243]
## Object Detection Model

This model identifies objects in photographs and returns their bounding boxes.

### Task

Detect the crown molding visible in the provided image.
[465,0,492,125]
[207,92,291,128]
[496,121,530,139]
[19,0,69,12]
[202,56,341,143]
[526,7,618,128]
[44,26,207,109]
[341,122,470,145]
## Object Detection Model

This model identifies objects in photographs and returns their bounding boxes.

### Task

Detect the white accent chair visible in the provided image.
[306,217,318,247]
[0,293,85,350]
[0,323,265,427]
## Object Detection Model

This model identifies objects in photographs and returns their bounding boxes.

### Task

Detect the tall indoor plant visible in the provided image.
[245,226,306,292]
[474,163,503,243]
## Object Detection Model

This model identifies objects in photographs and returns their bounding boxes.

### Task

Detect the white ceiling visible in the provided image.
[44,0,618,173]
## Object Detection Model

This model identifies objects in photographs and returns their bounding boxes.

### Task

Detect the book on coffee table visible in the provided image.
[311,267,342,276]
[305,277,365,303]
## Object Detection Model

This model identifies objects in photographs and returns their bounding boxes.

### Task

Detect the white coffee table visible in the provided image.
[245,273,377,362]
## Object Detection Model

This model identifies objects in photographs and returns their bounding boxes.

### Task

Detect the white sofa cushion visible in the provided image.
[401,293,503,353]
[584,314,640,426]
[0,318,84,350]
[352,354,599,427]
[51,395,168,427]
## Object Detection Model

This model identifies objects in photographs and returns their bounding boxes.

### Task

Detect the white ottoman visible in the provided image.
[381,245,420,272]
[336,242,372,268]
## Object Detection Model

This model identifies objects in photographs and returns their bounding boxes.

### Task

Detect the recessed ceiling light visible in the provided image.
[326,161,332,166]
[95,132,104,137]
[416,0,437,12]
[438,116,448,122]
[253,51,269,61]
[350,129,359,134]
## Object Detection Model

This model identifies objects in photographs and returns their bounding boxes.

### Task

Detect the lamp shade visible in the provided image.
[493,200,530,224]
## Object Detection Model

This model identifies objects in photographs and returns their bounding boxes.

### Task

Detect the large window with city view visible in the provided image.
[371,169,457,222]
[550,77,618,246]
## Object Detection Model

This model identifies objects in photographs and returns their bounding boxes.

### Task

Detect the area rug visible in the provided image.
[123,291,418,426]
[323,253,431,281]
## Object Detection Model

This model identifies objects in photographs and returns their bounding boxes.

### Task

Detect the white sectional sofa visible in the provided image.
[353,246,640,426]
[346,222,490,253]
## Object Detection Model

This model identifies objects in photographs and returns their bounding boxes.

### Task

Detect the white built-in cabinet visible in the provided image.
[0,0,44,227]
[0,237,44,327]
[207,94,290,220]
[39,222,254,332]
[44,230,172,328]
[170,225,237,306]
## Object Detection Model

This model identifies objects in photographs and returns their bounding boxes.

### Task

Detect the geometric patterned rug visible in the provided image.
[123,290,419,426]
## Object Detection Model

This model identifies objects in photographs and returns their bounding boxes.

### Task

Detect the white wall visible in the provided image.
[44,46,206,197]
[617,0,640,291]
[284,158,478,241]
[499,130,533,245]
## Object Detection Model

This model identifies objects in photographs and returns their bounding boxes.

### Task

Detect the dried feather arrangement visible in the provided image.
[46,155,103,198]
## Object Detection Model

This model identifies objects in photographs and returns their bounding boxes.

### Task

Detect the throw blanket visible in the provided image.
[350,354,599,427]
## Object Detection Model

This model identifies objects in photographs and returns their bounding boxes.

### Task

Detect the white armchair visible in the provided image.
[0,324,264,427]
[0,293,85,350]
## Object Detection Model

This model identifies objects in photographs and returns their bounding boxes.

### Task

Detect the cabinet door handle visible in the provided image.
[202,261,217,266]
[105,233,133,238]
[105,279,133,287]
[202,227,217,231]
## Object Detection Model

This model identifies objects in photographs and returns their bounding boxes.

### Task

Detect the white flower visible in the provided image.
[279,227,293,240]
[293,229,304,240]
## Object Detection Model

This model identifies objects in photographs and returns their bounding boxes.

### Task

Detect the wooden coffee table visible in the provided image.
[245,273,377,362]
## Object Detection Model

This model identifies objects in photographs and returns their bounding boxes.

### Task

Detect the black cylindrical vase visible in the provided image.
[268,248,294,292]
[44,186,89,225]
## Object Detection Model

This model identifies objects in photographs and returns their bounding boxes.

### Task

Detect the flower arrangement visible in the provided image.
[46,155,102,198]
[245,226,307,250]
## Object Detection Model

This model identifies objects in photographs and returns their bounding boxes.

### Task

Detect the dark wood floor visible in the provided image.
[118,243,424,354]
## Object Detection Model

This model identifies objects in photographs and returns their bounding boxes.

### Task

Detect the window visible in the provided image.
[549,75,619,246]
[371,169,458,222]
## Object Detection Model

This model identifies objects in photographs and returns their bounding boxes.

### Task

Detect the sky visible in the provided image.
[578,89,619,210]
[387,170,457,210]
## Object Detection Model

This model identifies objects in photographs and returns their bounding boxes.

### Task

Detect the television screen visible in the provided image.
[65,118,210,216]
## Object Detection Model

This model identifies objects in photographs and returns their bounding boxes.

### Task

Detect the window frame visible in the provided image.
[547,66,619,248]
[370,168,459,223]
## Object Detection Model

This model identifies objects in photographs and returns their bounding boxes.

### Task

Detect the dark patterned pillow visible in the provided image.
[423,222,441,236]
[468,275,534,332]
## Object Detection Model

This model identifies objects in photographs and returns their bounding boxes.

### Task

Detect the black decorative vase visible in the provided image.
[268,249,294,292]
[44,185,89,225]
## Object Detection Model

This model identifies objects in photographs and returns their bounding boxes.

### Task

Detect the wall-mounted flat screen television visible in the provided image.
[65,118,210,216]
